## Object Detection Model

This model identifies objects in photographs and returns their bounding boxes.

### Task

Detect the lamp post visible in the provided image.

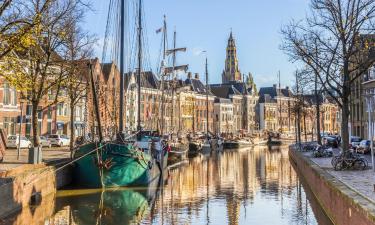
[17,100,24,160]
[365,91,375,172]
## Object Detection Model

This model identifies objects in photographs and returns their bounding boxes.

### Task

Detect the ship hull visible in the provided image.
[74,143,167,188]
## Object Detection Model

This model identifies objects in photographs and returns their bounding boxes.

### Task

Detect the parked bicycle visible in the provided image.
[332,151,368,171]
[312,145,333,158]
[301,142,318,152]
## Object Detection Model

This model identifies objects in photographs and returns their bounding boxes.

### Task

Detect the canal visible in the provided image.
[2,146,333,225]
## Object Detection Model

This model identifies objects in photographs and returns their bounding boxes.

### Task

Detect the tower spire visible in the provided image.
[222,31,241,83]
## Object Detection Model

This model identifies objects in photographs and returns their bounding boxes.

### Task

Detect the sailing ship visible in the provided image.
[73,0,168,188]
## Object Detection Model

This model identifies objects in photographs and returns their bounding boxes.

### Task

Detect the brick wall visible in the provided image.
[289,147,375,225]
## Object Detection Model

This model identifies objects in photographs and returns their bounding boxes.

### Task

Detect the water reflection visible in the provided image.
[1,146,333,225]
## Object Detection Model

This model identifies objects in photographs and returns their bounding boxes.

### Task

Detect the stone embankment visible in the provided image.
[289,145,375,225]
[0,149,72,219]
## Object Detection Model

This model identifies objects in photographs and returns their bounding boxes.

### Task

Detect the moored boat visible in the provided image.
[74,136,168,188]
[223,139,253,149]
[73,0,168,189]
[168,141,188,162]
[188,140,202,155]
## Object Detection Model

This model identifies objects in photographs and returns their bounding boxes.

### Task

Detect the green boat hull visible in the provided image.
[73,143,167,188]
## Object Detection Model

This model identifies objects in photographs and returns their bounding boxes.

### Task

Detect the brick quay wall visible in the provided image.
[289,145,375,225]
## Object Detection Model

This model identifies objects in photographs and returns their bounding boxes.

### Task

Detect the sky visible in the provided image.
[84,0,310,88]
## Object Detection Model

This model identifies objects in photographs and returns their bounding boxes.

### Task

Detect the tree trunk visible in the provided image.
[297,108,301,144]
[342,97,350,155]
[31,101,39,147]
[315,73,321,145]
[303,114,307,142]
[69,101,75,154]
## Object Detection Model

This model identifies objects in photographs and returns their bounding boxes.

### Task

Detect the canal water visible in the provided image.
[2,146,333,225]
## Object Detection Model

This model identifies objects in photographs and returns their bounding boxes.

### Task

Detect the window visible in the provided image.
[47,107,52,119]
[26,123,31,136]
[37,106,42,119]
[26,105,32,116]
[47,121,52,134]
[3,82,17,106]
[3,117,16,135]
[48,90,54,101]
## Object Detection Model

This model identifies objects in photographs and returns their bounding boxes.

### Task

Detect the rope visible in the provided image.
[55,143,109,172]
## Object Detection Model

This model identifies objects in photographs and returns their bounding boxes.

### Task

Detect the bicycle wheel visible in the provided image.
[334,159,344,171]
[353,159,367,170]
[331,156,340,167]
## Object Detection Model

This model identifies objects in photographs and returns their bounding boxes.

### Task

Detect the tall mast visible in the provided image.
[118,0,125,138]
[137,0,142,139]
[205,57,209,136]
[165,30,187,135]
[171,29,176,133]
[278,71,282,133]
[160,15,167,136]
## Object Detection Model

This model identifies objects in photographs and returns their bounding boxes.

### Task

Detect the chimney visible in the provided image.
[273,84,277,89]
[195,73,200,80]
[187,72,192,79]
[286,86,289,90]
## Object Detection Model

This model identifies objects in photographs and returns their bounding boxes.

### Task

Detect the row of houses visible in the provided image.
[0,32,341,139]
[0,63,341,138]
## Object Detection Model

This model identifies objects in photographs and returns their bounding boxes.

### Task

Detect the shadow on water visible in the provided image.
[2,146,334,225]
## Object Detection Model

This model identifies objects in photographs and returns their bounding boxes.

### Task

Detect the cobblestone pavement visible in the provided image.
[0,147,71,172]
[304,149,375,202]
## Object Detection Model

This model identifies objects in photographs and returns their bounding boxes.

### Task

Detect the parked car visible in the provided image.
[356,140,372,154]
[40,136,52,148]
[350,136,362,149]
[6,135,32,149]
[329,135,341,144]
[48,134,70,147]
[28,136,52,148]
[323,136,339,148]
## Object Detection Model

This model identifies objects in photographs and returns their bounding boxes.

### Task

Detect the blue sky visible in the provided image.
[84,0,309,87]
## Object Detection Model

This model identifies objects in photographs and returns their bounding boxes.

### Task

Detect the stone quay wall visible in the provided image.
[0,163,72,219]
[289,146,375,225]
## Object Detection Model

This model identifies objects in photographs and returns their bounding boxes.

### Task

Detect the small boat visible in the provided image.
[267,136,283,146]
[168,141,188,162]
[267,139,283,146]
[223,139,253,149]
[188,140,202,155]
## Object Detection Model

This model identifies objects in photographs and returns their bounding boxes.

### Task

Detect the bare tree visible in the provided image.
[61,21,95,152]
[281,0,375,154]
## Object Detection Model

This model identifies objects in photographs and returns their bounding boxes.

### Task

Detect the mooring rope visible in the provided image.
[55,143,109,172]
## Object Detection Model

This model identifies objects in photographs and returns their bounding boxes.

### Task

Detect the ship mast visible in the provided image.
[137,0,143,140]
[160,15,167,136]
[205,57,209,137]
[165,30,188,136]
[118,0,125,139]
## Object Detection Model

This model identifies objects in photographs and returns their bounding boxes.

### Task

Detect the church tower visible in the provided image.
[222,31,242,83]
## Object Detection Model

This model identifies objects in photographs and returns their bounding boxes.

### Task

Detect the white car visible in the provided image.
[6,135,32,149]
[48,134,70,147]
